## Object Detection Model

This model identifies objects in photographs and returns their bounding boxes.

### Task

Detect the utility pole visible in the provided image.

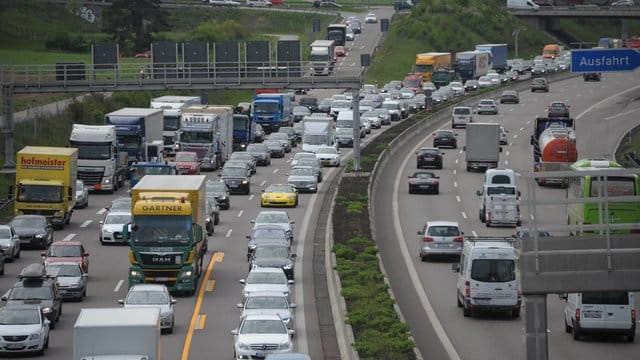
[352,89,361,172]
[512,27,522,58]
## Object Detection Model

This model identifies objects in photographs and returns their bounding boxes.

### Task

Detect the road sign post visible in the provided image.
[571,48,640,73]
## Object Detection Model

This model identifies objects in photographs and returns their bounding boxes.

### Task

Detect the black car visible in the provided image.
[335,128,355,147]
[10,215,53,250]
[408,171,440,194]
[246,143,271,166]
[249,244,296,280]
[253,124,266,143]
[547,101,570,118]
[394,0,412,10]
[2,264,62,328]
[347,20,362,34]
[299,97,319,112]
[416,147,444,169]
[205,180,231,210]
[500,90,520,104]
[512,230,551,238]
[219,167,251,195]
[312,0,342,8]
[264,140,286,158]
[583,72,601,81]
[246,225,290,261]
[530,77,549,92]
[432,130,457,149]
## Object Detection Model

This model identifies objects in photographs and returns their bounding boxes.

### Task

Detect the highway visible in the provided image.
[0,7,395,359]
[372,71,640,360]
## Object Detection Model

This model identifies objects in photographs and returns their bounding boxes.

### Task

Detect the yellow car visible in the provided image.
[261,184,298,208]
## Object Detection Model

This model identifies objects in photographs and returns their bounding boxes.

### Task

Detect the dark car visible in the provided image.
[408,171,440,194]
[583,73,601,82]
[500,90,520,104]
[433,130,458,149]
[2,264,62,328]
[254,124,266,143]
[246,143,271,166]
[512,229,551,238]
[278,127,298,147]
[530,77,549,92]
[416,147,444,169]
[206,197,220,227]
[10,215,53,250]
[249,244,296,280]
[299,97,319,112]
[394,0,413,10]
[246,225,290,261]
[219,166,251,195]
[264,140,286,158]
[347,20,362,34]
[313,0,342,8]
[206,180,231,210]
[547,101,570,118]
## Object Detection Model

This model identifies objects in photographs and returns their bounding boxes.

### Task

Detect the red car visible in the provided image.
[334,46,346,57]
[174,151,201,174]
[135,50,151,59]
[270,0,284,4]
[42,241,89,273]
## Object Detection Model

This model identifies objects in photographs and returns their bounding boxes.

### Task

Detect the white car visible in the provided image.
[612,0,634,6]
[0,224,20,261]
[231,313,295,359]
[417,221,464,261]
[237,291,297,330]
[75,179,89,208]
[246,0,272,6]
[486,72,501,85]
[291,152,316,167]
[0,305,50,356]
[365,12,377,23]
[314,146,340,167]
[500,126,509,145]
[449,81,465,97]
[240,267,294,301]
[208,0,240,6]
[361,111,382,129]
[251,210,295,243]
[118,284,176,333]
[346,27,355,41]
[99,211,131,244]
[477,99,498,115]
[477,76,492,88]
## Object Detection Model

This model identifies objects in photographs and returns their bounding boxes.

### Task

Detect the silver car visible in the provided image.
[75,179,89,208]
[46,262,87,301]
[231,313,295,359]
[477,99,498,115]
[287,167,318,193]
[240,267,294,301]
[417,221,464,261]
[99,211,131,245]
[0,224,20,261]
[0,305,50,355]
[118,284,176,333]
[251,211,295,243]
[238,291,297,330]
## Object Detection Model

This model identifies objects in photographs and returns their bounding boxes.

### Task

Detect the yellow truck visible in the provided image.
[125,175,208,295]
[415,52,452,82]
[15,146,78,229]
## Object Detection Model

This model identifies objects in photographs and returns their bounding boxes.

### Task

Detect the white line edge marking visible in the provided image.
[114,279,124,292]
[456,195,461,202]
[260,180,266,186]
[63,234,76,242]
[472,231,478,238]
[248,194,254,201]
[273,168,279,174]
[453,181,458,188]
[392,137,461,360]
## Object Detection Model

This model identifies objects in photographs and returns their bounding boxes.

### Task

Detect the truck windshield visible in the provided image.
[310,54,328,61]
[164,115,180,132]
[70,142,112,160]
[133,215,193,246]
[180,131,213,143]
[18,185,63,203]
[254,103,280,114]
[132,166,175,179]
[233,118,249,131]
[403,80,421,88]
[415,64,433,73]
[487,187,517,196]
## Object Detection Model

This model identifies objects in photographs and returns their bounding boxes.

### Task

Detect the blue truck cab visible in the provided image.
[252,94,292,134]
[104,108,164,165]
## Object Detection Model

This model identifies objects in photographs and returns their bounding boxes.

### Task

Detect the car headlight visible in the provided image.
[249,244,257,250]
[130,270,141,277]
[243,291,249,298]
[181,270,193,278]
[238,342,251,350]
[241,180,248,184]
[41,307,52,314]
[28,332,41,340]
[281,317,291,324]
[104,178,111,184]
[35,234,45,239]
[278,342,291,350]
[283,263,293,270]
[104,228,113,233]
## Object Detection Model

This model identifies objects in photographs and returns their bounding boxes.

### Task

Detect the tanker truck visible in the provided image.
[532,124,578,187]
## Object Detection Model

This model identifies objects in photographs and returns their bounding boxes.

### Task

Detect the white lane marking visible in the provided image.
[519,127,524,131]
[605,107,640,120]
[472,231,478,238]
[96,208,107,215]
[453,169,456,175]
[454,181,458,188]
[260,180,266,186]
[577,83,640,120]
[461,212,467,219]
[63,234,76,242]
[455,159,459,165]
[513,134,518,139]
[506,151,510,156]
[80,220,92,228]
[526,120,531,124]
[531,214,536,220]
[226,229,232,238]
[458,149,463,155]
[248,194,254,201]
[114,279,124,292]
[237,210,244,217]
[456,195,461,202]
[505,161,509,165]
[273,168,279,174]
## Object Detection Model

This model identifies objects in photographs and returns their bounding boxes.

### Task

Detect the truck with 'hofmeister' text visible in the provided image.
[415,52,451,83]
[125,175,208,295]
[15,146,78,229]
[252,93,293,133]
[475,43,508,73]
[104,108,164,164]
[69,124,128,193]
[455,51,490,81]
[177,105,233,170]
[150,95,202,158]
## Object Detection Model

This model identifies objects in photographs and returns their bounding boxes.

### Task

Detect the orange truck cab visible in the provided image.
[542,44,561,59]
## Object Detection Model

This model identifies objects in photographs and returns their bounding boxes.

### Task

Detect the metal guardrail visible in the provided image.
[0,198,13,214]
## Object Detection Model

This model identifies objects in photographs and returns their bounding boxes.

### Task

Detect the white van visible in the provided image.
[451,106,473,128]
[506,0,540,10]
[453,237,521,318]
[562,291,636,342]
[477,169,519,223]
[246,0,272,6]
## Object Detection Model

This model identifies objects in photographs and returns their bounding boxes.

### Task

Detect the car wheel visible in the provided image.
[434,189,440,195]
[627,331,635,342]
[0,261,4,275]
[214,216,219,226]
[512,309,520,318]
[409,188,414,194]
[420,254,427,262]
[457,295,463,307]
[564,317,572,333]
[572,320,581,340]
[15,247,20,259]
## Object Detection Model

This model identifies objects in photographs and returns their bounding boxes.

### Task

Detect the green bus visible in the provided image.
[567,159,640,235]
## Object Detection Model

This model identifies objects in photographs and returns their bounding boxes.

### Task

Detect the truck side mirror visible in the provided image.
[499,147,503,153]
[476,190,482,196]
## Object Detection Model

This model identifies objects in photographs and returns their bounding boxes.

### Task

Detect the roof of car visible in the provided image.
[425,221,460,227]
[242,313,283,321]
[50,240,82,247]
[129,283,169,292]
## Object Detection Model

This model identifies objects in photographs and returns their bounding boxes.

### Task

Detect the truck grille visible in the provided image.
[250,344,279,351]
[163,136,174,145]
[22,209,56,216]
[181,145,209,159]
[78,169,104,186]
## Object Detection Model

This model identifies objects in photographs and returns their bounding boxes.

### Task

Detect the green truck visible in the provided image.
[124,175,208,295]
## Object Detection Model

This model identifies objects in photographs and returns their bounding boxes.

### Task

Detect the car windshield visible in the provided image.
[419,149,439,155]
[479,77,489,82]
[413,172,435,179]
[265,141,283,148]
[105,214,131,225]
[0,228,11,239]
[266,185,294,193]
[126,290,169,305]
[290,168,315,176]
[294,153,315,161]
[382,103,399,110]
[240,319,287,334]
[255,246,289,259]
[48,245,82,257]
[246,271,287,284]
[245,296,288,309]
[222,167,247,177]
[11,217,46,229]
[581,291,629,305]
[296,160,319,168]
[471,259,516,282]
[332,100,351,108]
[255,212,289,224]
[0,309,40,325]
[175,153,197,162]
[206,182,227,192]
[231,153,253,161]
[9,286,52,300]
[436,131,453,137]
[251,228,286,240]
[270,133,288,141]
[336,128,352,135]
[427,226,460,236]
[246,145,267,153]
[480,100,494,105]
[48,264,82,277]
[110,199,131,210]
[316,148,337,155]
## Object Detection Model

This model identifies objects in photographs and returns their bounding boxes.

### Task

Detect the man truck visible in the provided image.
[326,24,347,46]
[104,108,164,164]
[455,51,490,81]
[177,105,233,171]
[414,52,451,82]
[69,124,128,193]
[475,43,508,73]
[150,95,202,158]
[73,307,160,360]
[309,40,336,76]
[14,146,78,229]
[464,123,501,172]
[252,93,293,133]
[125,175,208,295]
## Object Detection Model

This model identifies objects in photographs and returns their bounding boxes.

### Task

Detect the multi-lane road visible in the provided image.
[373,71,640,359]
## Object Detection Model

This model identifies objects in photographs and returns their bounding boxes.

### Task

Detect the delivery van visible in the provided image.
[477,169,520,223]
[562,291,636,342]
[453,237,521,318]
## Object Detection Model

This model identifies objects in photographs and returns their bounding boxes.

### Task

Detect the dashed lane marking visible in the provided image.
[195,314,207,330]
[226,229,232,238]
[248,194,254,201]
[80,220,92,228]
[461,212,467,219]
[96,208,107,215]
[206,280,216,292]
[456,195,461,202]
[260,180,266,186]
[63,234,76,242]
[114,279,124,292]
[237,210,244,217]
[472,231,478,237]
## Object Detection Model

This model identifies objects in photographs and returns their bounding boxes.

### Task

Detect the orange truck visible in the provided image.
[542,44,561,59]
[414,52,451,82]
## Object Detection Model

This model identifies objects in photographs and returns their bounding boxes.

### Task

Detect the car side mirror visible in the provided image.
[239,279,246,284]
[231,329,239,336]
[288,329,296,337]
[250,220,255,224]
[499,147,503,153]
[290,303,297,308]
[452,263,460,273]
[287,280,295,285]
[434,176,440,179]
[99,221,104,225]
[417,230,424,235]
[518,191,521,197]
[290,221,295,224]
[171,299,177,305]
[476,190,482,196]
[117,299,124,305]
[246,235,251,239]
[44,319,51,326]
[291,254,297,258]
[83,253,89,257]
[237,303,243,308]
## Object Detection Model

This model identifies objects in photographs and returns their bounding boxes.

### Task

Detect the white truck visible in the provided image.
[506,0,539,10]
[301,114,335,153]
[104,108,164,164]
[69,124,128,193]
[309,40,336,76]
[150,95,202,158]
[73,307,160,360]
[484,194,521,227]
[464,123,501,172]
[178,105,233,170]
[454,51,490,81]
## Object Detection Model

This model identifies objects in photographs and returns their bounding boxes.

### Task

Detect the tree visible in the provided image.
[102,0,168,54]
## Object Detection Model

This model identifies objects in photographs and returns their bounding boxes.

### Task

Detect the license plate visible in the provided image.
[6,344,22,349]
[583,311,602,318]
[87,185,95,191]
[155,277,169,281]
[59,289,67,294]
[20,239,30,244]
[228,184,238,188]
[419,185,431,188]
[254,353,264,358]
[475,299,491,305]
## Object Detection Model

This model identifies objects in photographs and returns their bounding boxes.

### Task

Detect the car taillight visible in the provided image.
[453,237,463,243]
[465,281,470,298]
[409,179,416,184]
[631,228,640,234]
[422,236,434,242]
[575,308,581,323]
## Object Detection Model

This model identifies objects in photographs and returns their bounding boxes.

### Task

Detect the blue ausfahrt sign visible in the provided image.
[571,48,640,73]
